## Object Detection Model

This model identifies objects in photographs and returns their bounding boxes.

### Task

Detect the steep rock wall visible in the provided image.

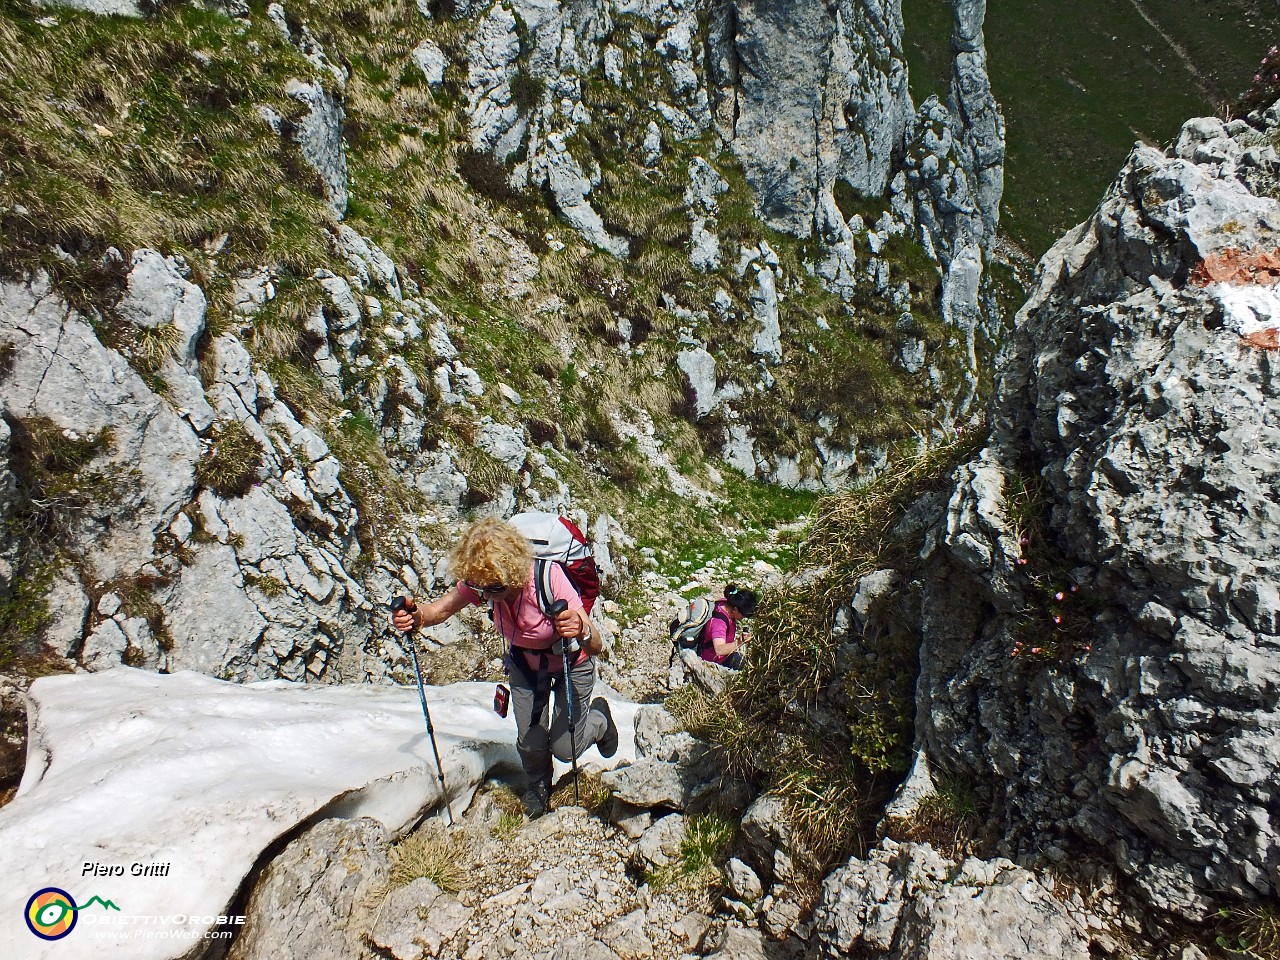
[456,0,1003,402]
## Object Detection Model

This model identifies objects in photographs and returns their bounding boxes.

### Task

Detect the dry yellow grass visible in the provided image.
[389,823,473,892]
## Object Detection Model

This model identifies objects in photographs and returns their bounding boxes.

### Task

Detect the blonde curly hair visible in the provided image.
[448,517,533,590]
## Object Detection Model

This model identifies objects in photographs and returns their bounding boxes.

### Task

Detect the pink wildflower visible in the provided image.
[1054,591,1065,601]
[1016,557,1028,566]
[1052,615,1062,625]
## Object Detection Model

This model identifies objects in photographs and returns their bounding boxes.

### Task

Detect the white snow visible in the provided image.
[0,668,638,960]
[1210,282,1280,337]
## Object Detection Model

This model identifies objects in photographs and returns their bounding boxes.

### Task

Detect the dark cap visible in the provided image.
[725,584,758,617]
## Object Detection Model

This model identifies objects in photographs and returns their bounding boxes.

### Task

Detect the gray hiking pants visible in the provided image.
[508,651,607,789]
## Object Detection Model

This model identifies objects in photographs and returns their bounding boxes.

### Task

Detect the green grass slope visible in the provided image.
[903,0,1280,259]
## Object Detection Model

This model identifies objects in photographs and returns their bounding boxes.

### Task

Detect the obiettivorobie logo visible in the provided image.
[25,887,120,940]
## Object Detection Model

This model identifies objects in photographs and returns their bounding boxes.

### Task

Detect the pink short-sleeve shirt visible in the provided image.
[698,599,736,664]
[457,563,586,671]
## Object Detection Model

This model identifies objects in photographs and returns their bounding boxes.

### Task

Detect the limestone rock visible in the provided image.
[704,925,767,960]
[686,157,727,272]
[538,134,629,258]
[368,877,473,959]
[598,908,652,960]
[914,103,1280,918]
[336,225,402,299]
[411,38,448,87]
[635,812,685,868]
[0,273,200,583]
[465,2,524,160]
[33,0,139,15]
[725,857,762,904]
[809,840,1091,960]
[739,794,794,883]
[725,0,912,236]
[285,78,349,218]
[748,257,782,363]
[230,818,390,960]
[676,347,717,419]
[117,249,214,431]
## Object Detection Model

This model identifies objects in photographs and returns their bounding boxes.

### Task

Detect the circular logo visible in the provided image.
[25,888,78,940]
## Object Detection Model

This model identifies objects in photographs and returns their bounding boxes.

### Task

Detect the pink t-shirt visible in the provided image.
[698,599,736,664]
[457,563,586,672]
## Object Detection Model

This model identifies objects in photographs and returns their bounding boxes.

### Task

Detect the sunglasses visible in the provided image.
[465,581,506,595]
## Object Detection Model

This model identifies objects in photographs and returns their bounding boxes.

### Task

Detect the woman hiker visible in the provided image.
[698,584,758,670]
[390,516,618,817]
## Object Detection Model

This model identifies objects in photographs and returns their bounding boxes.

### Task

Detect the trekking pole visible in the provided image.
[391,596,453,826]
[549,599,580,805]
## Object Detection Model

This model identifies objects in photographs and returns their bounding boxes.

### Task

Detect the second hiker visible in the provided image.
[698,584,758,669]
[390,516,618,818]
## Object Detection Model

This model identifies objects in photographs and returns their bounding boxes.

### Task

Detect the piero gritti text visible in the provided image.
[82,861,172,877]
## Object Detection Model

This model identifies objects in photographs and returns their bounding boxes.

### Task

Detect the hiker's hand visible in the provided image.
[555,607,584,639]
[392,599,419,633]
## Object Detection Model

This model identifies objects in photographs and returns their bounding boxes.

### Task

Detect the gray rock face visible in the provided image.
[451,0,1001,346]
[368,877,473,959]
[676,347,717,419]
[285,78,350,218]
[913,105,1280,917]
[724,0,912,236]
[33,0,139,15]
[411,38,449,87]
[230,818,391,960]
[686,157,728,271]
[739,794,795,884]
[0,419,16,595]
[635,812,686,868]
[809,840,1091,960]
[118,250,215,431]
[538,134,631,258]
[0,273,200,584]
[0,265,369,680]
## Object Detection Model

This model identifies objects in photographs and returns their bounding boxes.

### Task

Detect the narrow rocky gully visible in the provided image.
[403,535,795,960]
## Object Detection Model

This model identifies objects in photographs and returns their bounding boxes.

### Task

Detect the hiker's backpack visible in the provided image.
[510,512,600,615]
[669,596,722,651]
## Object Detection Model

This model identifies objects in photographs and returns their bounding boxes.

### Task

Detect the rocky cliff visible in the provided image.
[0,0,1005,684]
[888,100,1280,920]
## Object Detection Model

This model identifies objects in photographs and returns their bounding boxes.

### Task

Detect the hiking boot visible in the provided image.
[521,778,550,819]
[593,697,619,758]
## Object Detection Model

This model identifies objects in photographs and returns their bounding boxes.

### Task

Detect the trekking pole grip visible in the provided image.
[391,595,417,633]
[548,599,568,627]
[548,599,576,652]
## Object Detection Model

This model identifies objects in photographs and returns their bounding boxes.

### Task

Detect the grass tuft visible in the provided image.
[645,811,736,896]
[883,771,986,860]
[388,823,472,892]
[195,420,265,498]
[549,770,612,814]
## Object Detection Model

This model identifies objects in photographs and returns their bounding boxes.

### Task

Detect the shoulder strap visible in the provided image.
[533,557,553,615]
